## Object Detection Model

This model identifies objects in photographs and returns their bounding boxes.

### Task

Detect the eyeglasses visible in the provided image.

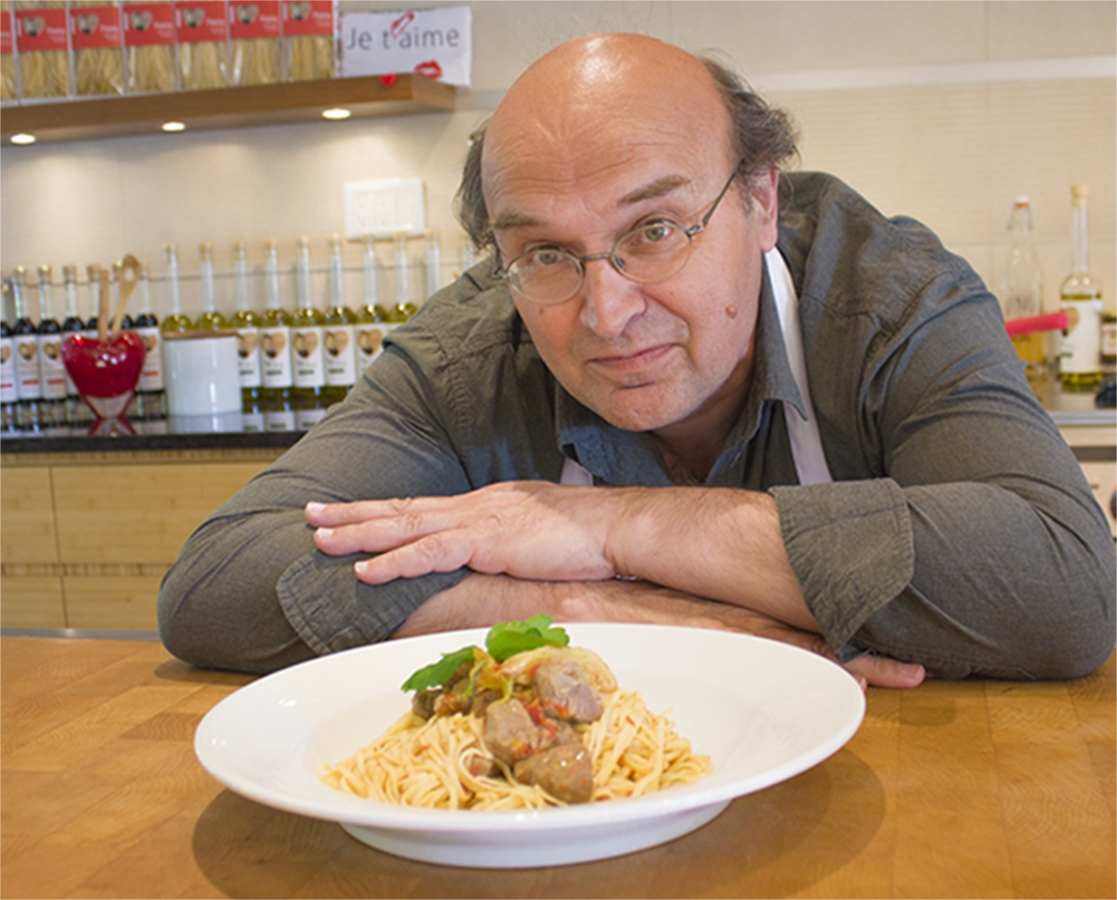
[494,161,745,306]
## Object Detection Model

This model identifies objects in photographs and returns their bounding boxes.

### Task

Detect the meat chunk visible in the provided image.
[513,743,594,804]
[534,658,602,723]
[483,698,539,766]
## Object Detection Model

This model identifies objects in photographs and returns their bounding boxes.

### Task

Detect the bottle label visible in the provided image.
[265,409,296,431]
[324,324,357,387]
[15,335,42,399]
[259,325,294,388]
[38,335,67,400]
[356,322,394,367]
[1058,294,1104,375]
[1101,318,1117,361]
[0,336,17,403]
[236,325,263,388]
[291,325,325,388]
[242,410,266,432]
[296,407,327,429]
[135,325,165,392]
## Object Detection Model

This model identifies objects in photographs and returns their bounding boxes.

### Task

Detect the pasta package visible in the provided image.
[229,0,278,86]
[1,2,16,102]
[15,1,70,99]
[174,0,227,89]
[280,0,332,82]
[70,1,124,96]
[124,1,177,93]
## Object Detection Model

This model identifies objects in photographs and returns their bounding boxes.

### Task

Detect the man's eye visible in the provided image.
[631,221,678,246]
[528,248,567,267]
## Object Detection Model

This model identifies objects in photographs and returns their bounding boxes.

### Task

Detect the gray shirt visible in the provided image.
[158,172,1115,678]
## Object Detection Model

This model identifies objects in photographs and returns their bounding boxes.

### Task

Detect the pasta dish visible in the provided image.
[320,617,712,809]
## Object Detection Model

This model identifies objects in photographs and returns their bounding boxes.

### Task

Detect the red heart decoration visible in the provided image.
[62,331,145,418]
[379,73,397,87]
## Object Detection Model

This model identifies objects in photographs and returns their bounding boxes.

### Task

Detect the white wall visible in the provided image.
[1,0,1114,320]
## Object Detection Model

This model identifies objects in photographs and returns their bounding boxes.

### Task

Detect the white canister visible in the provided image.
[163,331,242,417]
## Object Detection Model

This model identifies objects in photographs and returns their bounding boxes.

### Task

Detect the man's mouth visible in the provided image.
[586,344,675,381]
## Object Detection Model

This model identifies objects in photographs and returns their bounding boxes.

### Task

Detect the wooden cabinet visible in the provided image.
[1,448,284,630]
[1057,422,1117,538]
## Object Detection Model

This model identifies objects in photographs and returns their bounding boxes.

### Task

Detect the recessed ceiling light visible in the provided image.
[162,121,186,132]
[10,133,35,145]
[322,108,351,121]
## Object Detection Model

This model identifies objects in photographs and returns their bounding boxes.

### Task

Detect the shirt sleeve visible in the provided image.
[157,344,473,673]
[772,265,1115,680]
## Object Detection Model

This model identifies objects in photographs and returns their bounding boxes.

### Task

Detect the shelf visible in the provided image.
[0,73,455,144]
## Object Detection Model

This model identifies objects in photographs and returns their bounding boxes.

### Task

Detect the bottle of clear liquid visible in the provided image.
[132,265,166,419]
[390,231,418,322]
[11,267,42,431]
[60,265,89,424]
[1058,184,1104,390]
[258,239,295,430]
[357,234,392,370]
[195,242,230,331]
[1,276,19,432]
[290,235,327,423]
[1000,197,1045,385]
[159,244,194,336]
[323,233,358,404]
[36,265,67,427]
[230,241,263,410]
[425,229,442,296]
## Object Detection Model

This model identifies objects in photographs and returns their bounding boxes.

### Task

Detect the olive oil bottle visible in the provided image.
[1058,184,1104,390]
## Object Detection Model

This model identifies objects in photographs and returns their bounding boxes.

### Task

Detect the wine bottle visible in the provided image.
[1,276,19,432]
[160,244,194,336]
[356,233,392,370]
[36,264,67,427]
[290,235,327,424]
[1058,184,1104,390]
[60,264,89,424]
[323,233,358,404]
[84,263,102,339]
[195,242,230,331]
[230,241,263,408]
[391,231,418,322]
[132,264,166,419]
[11,267,41,431]
[258,238,296,429]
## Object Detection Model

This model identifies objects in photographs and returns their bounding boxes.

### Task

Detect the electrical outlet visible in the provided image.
[343,178,426,240]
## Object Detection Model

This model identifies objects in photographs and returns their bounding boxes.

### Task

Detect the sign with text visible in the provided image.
[338,6,470,86]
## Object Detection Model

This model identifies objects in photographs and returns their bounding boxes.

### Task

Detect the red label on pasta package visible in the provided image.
[124,3,176,47]
[229,1,279,39]
[70,5,123,51]
[281,0,331,37]
[175,1,228,43]
[16,7,69,52]
[1,9,12,55]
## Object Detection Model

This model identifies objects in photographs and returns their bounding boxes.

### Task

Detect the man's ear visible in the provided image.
[751,168,781,252]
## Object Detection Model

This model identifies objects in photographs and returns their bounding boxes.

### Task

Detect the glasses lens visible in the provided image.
[613,221,692,283]
[508,248,582,304]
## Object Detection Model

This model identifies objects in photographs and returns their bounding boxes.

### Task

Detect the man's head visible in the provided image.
[458,34,798,440]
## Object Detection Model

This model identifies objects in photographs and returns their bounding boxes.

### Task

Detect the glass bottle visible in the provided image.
[60,264,88,424]
[159,244,195,336]
[356,233,392,370]
[230,241,263,410]
[195,242,229,331]
[84,263,103,339]
[11,267,41,431]
[425,229,442,296]
[390,231,418,322]
[290,235,327,423]
[258,238,295,430]
[1,277,19,432]
[1001,197,1045,386]
[1058,184,1104,390]
[323,233,358,404]
[36,264,67,427]
[132,265,166,419]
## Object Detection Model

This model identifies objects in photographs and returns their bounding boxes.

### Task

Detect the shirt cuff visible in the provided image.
[277,551,470,656]
[770,478,914,649]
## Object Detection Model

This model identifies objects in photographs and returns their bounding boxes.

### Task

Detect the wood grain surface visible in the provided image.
[2,636,1113,899]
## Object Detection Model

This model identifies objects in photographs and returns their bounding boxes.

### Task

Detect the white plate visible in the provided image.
[194,623,864,869]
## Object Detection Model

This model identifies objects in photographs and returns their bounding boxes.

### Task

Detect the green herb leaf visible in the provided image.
[401,646,478,692]
[485,615,570,662]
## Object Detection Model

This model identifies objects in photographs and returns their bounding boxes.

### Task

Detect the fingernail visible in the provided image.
[306,501,325,514]
[354,560,368,575]
[316,527,333,539]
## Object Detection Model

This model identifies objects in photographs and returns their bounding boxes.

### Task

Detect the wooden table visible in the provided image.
[2,635,1113,899]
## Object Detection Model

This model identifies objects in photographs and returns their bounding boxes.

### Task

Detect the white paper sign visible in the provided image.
[338,6,471,86]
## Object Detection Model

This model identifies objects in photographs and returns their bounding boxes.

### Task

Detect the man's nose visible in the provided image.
[578,256,646,338]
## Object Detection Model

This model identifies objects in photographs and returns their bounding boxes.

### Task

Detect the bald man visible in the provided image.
[159,34,1115,685]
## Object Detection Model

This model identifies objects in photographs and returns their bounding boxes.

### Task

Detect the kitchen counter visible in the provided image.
[1,632,1113,898]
